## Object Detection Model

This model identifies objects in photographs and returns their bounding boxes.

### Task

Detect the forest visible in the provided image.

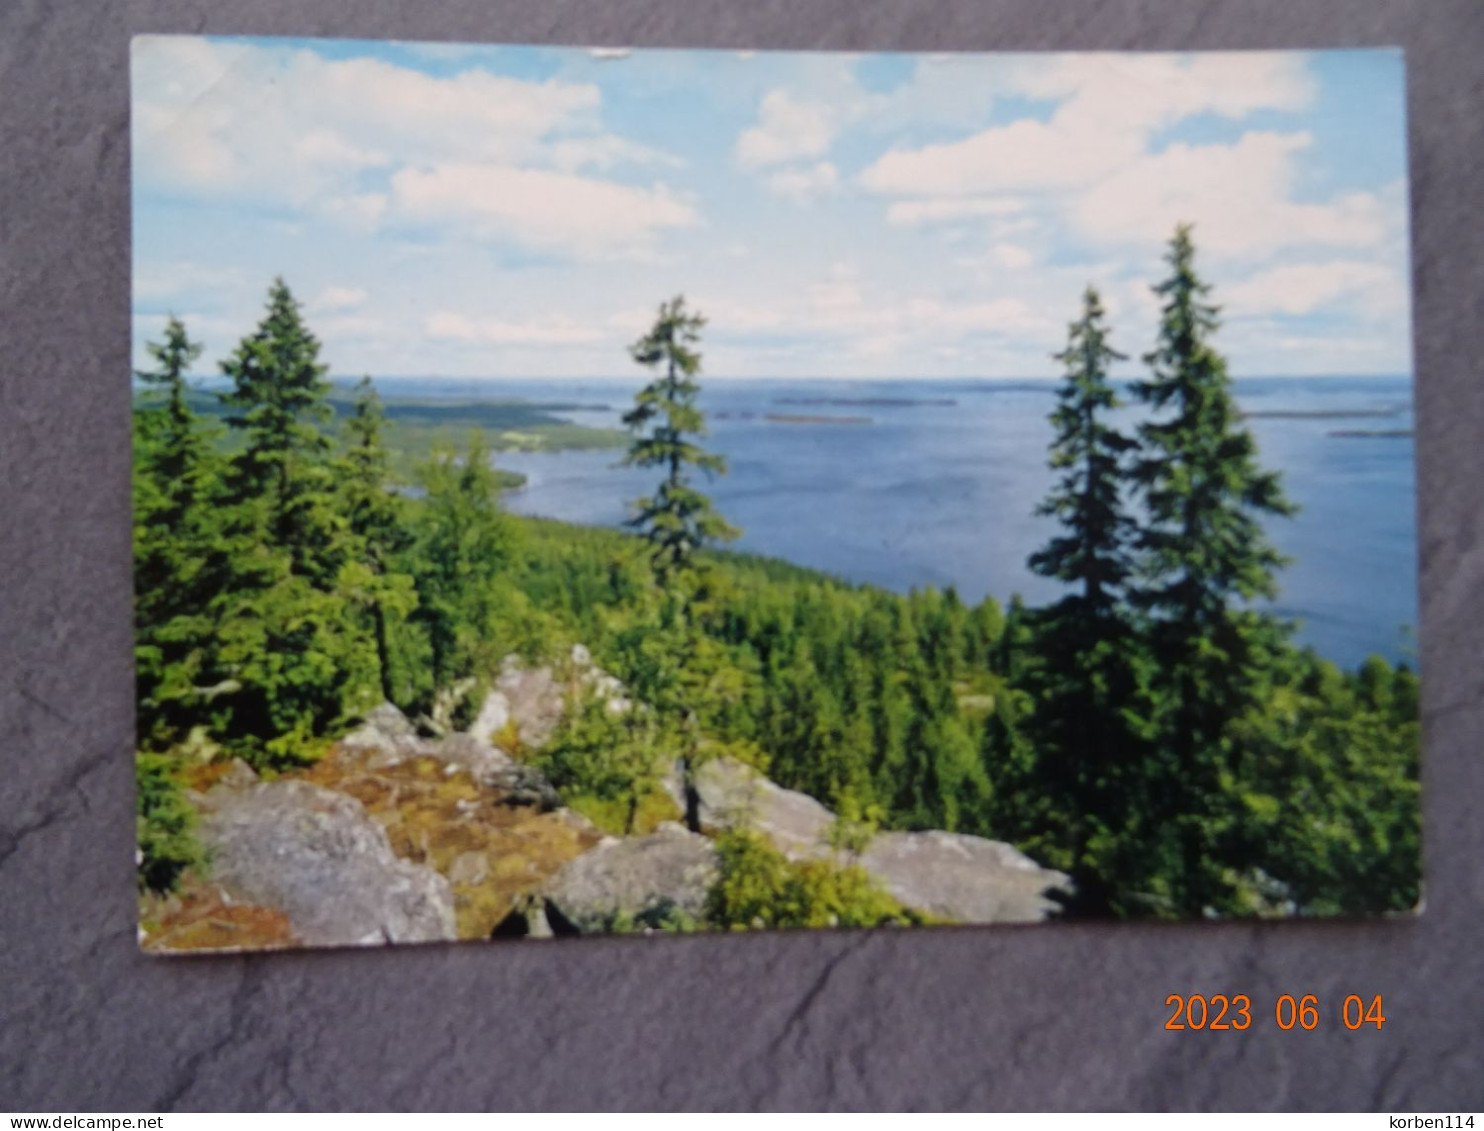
[134,226,1420,927]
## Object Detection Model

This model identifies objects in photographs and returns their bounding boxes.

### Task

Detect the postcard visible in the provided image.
[131,37,1417,951]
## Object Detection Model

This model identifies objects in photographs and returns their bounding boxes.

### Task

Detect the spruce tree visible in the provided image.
[407,432,517,700]
[1029,287,1137,617]
[220,277,345,585]
[340,377,417,705]
[1022,286,1148,914]
[622,296,739,583]
[133,316,228,748]
[133,317,221,890]
[621,296,740,829]
[1130,224,1296,915]
[207,281,369,767]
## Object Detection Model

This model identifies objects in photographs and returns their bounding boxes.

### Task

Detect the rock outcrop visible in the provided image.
[340,701,430,767]
[300,743,598,937]
[149,642,1070,952]
[687,756,836,860]
[676,755,1069,924]
[470,646,631,751]
[858,830,1070,924]
[343,700,560,807]
[543,822,718,932]
[198,780,458,948]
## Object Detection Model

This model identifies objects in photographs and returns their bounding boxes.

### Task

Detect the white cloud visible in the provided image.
[389,163,697,257]
[858,53,1351,263]
[905,296,1050,335]
[765,162,840,203]
[133,261,246,304]
[992,243,1034,270]
[314,286,369,312]
[863,54,1315,201]
[1222,260,1403,318]
[130,35,681,255]
[736,91,836,168]
[886,197,1025,226]
[1075,133,1389,256]
[425,311,607,346]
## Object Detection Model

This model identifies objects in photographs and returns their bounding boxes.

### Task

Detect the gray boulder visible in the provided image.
[691,756,836,860]
[199,780,457,948]
[468,688,511,745]
[493,655,567,749]
[424,732,516,787]
[543,822,718,932]
[340,701,426,767]
[482,649,631,752]
[858,830,1070,924]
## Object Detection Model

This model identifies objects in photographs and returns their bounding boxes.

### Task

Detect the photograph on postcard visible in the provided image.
[130,37,1418,951]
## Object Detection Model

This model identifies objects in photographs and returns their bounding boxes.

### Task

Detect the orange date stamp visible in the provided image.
[1164,993,1388,1031]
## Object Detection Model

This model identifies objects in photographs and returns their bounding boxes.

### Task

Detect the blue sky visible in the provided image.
[131,37,1410,379]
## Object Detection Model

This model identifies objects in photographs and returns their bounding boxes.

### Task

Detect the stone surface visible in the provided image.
[198,781,457,948]
[299,745,599,938]
[494,655,567,749]
[689,758,1067,922]
[339,701,426,767]
[468,689,511,745]
[421,731,516,786]
[543,823,719,931]
[692,756,837,860]
[857,831,1071,924]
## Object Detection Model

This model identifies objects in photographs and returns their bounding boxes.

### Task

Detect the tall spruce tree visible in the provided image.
[208,281,369,767]
[1131,224,1296,915]
[133,316,228,748]
[622,296,739,584]
[1021,286,1148,915]
[220,277,345,585]
[621,296,739,829]
[1029,287,1136,616]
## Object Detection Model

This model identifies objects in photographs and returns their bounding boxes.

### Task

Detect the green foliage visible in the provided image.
[338,377,419,703]
[133,317,232,750]
[1127,225,1299,915]
[622,295,739,582]
[534,695,666,834]
[707,828,920,930]
[130,265,1420,926]
[1228,652,1421,916]
[1014,288,1153,913]
[204,281,373,768]
[596,901,702,934]
[220,278,346,585]
[1030,286,1137,614]
[136,752,206,894]
[405,432,520,701]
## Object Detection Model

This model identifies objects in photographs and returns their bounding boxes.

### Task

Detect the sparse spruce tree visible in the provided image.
[1021,286,1150,915]
[1130,224,1297,916]
[622,296,739,584]
[622,296,740,830]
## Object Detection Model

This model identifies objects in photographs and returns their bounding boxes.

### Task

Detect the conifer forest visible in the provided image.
[134,227,1420,945]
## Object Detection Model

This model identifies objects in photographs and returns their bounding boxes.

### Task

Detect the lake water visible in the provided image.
[372,375,1418,670]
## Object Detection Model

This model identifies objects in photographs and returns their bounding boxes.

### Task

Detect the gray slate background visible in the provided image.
[2,0,1481,1112]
